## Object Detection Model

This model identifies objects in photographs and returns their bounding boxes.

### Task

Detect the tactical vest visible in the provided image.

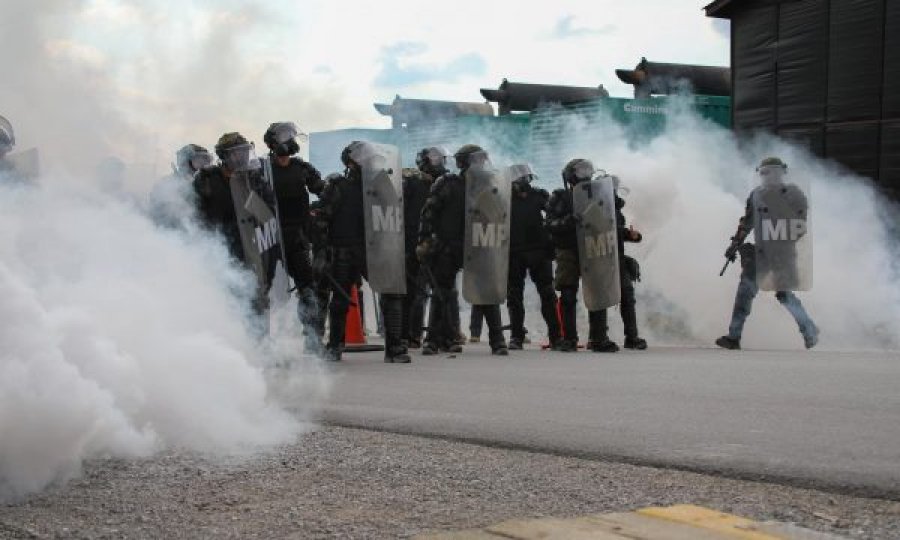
[435,174,466,249]
[510,187,550,253]
[329,173,365,247]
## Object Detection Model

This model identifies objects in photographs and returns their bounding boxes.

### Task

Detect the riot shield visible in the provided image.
[261,156,292,305]
[462,156,511,305]
[352,142,406,294]
[752,176,812,291]
[573,174,621,310]
[227,144,282,291]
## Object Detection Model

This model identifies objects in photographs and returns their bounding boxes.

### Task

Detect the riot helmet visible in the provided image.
[0,115,15,159]
[453,144,486,171]
[215,132,256,172]
[508,163,536,195]
[340,140,380,172]
[562,158,595,186]
[415,146,450,177]
[756,156,787,187]
[264,121,301,157]
[175,144,213,177]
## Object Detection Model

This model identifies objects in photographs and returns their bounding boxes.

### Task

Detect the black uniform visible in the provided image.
[418,171,507,353]
[401,168,433,345]
[507,183,560,347]
[606,193,644,347]
[269,156,325,332]
[311,168,408,362]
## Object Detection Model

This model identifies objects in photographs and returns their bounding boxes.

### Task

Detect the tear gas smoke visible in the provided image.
[0,179,329,503]
[566,106,900,351]
[392,101,900,351]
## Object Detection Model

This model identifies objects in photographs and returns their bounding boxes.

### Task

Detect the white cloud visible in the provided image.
[1,0,729,183]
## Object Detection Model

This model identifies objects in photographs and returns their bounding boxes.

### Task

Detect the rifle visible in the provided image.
[720,238,741,276]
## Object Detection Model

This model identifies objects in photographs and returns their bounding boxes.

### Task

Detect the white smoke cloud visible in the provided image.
[519,104,900,351]
[0,179,328,502]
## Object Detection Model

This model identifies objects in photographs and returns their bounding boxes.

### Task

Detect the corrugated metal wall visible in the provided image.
[728,0,898,196]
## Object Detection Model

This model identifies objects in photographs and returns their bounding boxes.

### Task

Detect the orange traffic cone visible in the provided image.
[344,285,365,345]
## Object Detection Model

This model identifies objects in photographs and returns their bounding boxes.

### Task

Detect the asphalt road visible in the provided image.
[319,344,900,499]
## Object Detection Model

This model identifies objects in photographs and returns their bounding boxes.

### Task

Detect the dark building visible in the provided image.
[615,57,731,98]
[480,79,609,115]
[374,95,494,129]
[705,0,899,197]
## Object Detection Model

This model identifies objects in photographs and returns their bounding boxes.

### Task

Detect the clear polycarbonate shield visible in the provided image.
[271,122,298,144]
[229,170,282,292]
[260,156,292,305]
[507,163,535,183]
[295,130,310,162]
[462,154,511,305]
[751,167,812,291]
[573,174,621,310]
[352,142,406,294]
[189,151,213,172]
[222,143,260,173]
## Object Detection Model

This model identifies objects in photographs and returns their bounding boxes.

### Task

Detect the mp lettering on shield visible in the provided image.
[372,205,402,233]
[472,222,508,248]
[760,218,807,241]
[585,231,617,258]
[254,217,279,254]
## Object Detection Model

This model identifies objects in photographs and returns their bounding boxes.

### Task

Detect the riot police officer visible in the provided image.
[311,141,410,364]
[608,176,647,350]
[193,132,279,319]
[146,144,213,228]
[716,157,819,350]
[401,147,447,348]
[506,164,561,350]
[175,144,214,180]
[262,122,325,339]
[546,159,619,352]
[417,144,509,356]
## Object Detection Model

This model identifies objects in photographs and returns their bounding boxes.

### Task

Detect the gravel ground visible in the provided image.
[1,426,898,539]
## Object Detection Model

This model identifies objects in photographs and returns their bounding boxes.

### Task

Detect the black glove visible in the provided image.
[724,241,740,261]
[415,238,433,263]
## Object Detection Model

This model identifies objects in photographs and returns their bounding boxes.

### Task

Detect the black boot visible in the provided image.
[624,337,648,350]
[559,287,579,345]
[538,284,562,349]
[620,278,644,351]
[588,310,619,353]
[484,305,508,355]
[382,295,411,364]
[715,335,741,350]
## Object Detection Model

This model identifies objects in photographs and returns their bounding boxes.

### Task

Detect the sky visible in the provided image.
[0,0,730,179]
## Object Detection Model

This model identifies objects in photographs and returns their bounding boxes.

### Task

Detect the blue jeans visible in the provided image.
[728,246,817,340]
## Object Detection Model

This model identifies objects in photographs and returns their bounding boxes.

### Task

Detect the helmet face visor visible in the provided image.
[221,143,257,172]
[189,151,214,172]
[573,160,595,182]
[508,163,535,183]
[757,163,786,186]
[272,122,299,145]
[426,147,450,167]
